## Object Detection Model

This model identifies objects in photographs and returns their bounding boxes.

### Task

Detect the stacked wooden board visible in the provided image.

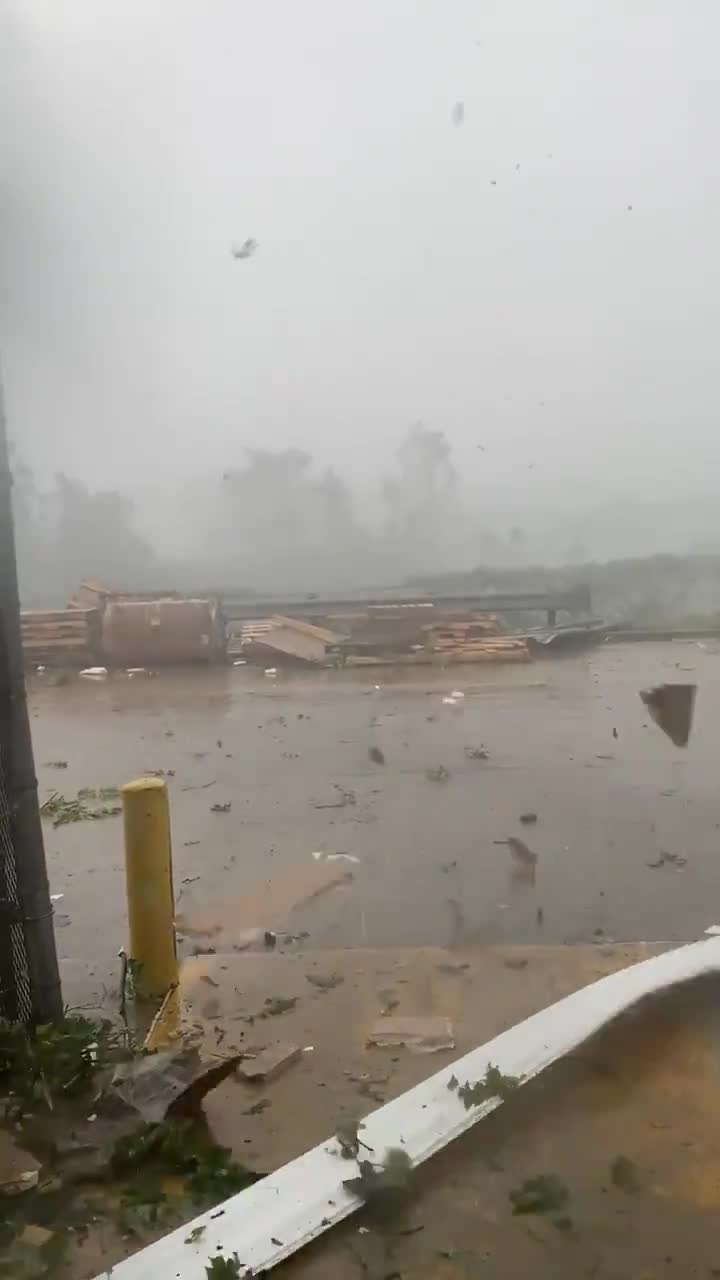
[424,619,531,663]
[21,609,101,668]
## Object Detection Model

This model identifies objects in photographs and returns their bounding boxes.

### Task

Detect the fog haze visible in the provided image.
[2,0,720,591]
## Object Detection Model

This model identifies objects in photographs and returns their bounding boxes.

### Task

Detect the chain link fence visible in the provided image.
[0,742,33,1023]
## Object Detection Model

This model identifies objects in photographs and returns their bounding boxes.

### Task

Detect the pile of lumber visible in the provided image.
[21,609,101,668]
[239,615,342,666]
[426,620,531,664]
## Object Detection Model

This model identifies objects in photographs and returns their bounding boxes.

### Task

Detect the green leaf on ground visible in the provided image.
[510,1174,569,1216]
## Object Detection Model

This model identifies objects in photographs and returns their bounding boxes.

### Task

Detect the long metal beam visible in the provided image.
[223,584,591,623]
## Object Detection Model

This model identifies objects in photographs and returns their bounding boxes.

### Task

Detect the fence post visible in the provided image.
[121,777,177,999]
[0,368,62,1023]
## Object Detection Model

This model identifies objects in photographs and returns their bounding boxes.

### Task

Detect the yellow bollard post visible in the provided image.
[121,777,178,999]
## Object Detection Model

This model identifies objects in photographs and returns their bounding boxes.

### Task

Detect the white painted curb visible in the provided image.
[100,936,720,1278]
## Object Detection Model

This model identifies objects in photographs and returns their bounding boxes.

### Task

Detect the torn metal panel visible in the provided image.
[100,935,720,1280]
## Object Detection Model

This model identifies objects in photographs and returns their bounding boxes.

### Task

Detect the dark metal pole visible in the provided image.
[0,371,62,1022]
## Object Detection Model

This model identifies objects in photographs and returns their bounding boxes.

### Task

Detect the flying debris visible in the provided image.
[626,204,633,212]
[451,101,465,127]
[640,684,696,748]
[231,238,258,260]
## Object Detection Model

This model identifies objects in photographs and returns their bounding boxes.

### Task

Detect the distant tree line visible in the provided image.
[13,424,531,605]
[17,425,719,624]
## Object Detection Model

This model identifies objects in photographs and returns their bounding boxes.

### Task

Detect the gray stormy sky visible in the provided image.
[2,0,720,518]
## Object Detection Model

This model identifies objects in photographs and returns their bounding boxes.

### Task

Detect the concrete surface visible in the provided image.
[23,642,720,1277]
[55,947,720,1279]
[30,641,720,979]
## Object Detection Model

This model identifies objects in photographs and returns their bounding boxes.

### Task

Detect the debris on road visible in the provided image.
[311,849,360,864]
[510,1174,569,1215]
[306,973,344,991]
[78,785,120,801]
[335,1116,367,1159]
[436,961,470,975]
[448,1064,520,1109]
[647,850,687,869]
[238,1043,301,1083]
[368,746,386,765]
[426,765,450,783]
[110,1045,243,1124]
[343,1148,415,1222]
[519,812,538,825]
[610,1154,640,1191]
[262,996,298,1017]
[210,802,231,814]
[79,666,108,680]
[313,785,356,810]
[205,1254,243,1278]
[464,746,489,760]
[40,791,121,826]
[368,1015,455,1054]
[378,988,399,1015]
[243,1098,272,1116]
[504,956,529,970]
[0,1131,40,1197]
[44,760,68,769]
[640,683,696,747]
[502,836,538,883]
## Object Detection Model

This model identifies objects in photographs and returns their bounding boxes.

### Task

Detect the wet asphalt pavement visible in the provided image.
[28,641,720,975]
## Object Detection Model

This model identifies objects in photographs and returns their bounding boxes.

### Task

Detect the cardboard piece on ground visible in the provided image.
[238,1043,301,1083]
[111,1046,242,1124]
[367,1015,455,1053]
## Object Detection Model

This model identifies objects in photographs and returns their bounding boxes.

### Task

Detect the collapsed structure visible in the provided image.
[21,579,600,669]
